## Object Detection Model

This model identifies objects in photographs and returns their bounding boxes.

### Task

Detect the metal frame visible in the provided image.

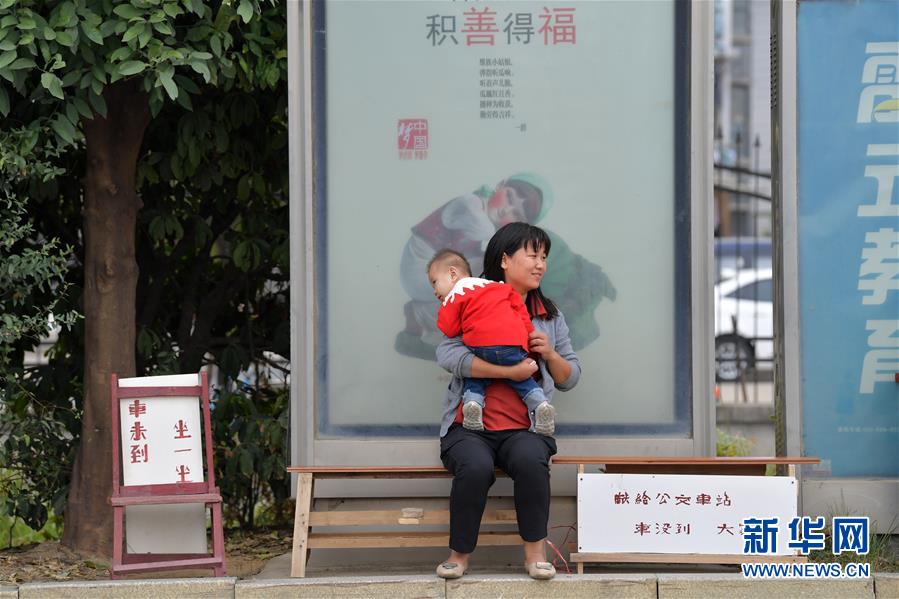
[288,0,717,481]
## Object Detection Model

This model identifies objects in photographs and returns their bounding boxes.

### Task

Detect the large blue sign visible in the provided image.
[798,0,898,477]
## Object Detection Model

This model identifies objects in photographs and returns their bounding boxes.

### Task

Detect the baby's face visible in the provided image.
[428,265,458,302]
[487,184,528,227]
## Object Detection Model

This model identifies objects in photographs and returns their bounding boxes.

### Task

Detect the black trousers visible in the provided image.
[440,424,557,553]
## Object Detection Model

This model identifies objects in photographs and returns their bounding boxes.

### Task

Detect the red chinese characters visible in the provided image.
[397,119,428,161]
[462,7,498,46]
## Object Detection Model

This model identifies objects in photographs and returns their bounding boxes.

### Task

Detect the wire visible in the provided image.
[546,523,577,574]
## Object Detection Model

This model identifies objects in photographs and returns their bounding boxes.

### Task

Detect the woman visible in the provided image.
[434,222,581,580]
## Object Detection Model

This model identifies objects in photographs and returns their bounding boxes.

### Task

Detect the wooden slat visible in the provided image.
[570,552,808,564]
[308,508,516,527]
[553,456,821,465]
[111,556,224,573]
[287,466,509,478]
[604,464,766,476]
[116,386,202,398]
[291,473,314,578]
[308,531,521,549]
[109,493,221,506]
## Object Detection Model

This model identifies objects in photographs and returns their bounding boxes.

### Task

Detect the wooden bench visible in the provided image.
[288,457,821,577]
[287,466,521,577]
[552,456,821,573]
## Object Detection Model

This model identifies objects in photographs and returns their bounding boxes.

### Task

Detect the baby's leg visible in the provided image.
[461,377,486,431]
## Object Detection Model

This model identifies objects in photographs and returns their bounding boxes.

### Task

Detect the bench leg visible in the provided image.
[291,473,314,577]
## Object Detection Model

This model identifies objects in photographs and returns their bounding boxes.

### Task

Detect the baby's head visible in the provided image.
[427,249,472,302]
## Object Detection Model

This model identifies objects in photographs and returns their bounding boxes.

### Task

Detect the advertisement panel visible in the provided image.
[797,0,899,477]
[315,1,692,436]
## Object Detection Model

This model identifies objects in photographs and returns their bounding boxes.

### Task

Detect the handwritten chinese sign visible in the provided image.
[119,374,207,554]
[578,474,797,555]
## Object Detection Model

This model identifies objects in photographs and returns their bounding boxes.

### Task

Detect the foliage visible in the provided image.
[715,428,753,457]
[0,126,78,372]
[212,384,290,529]
[0,0,276,144]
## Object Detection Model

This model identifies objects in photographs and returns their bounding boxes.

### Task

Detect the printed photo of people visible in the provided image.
[396,172,617,361]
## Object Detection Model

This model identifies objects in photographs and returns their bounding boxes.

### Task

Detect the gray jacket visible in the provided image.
[436,311,582,437]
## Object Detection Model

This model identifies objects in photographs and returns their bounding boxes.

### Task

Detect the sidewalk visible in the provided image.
[6,568,895,598]
[4,545,897,598]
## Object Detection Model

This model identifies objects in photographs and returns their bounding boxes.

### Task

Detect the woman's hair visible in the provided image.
[481,222,559,319]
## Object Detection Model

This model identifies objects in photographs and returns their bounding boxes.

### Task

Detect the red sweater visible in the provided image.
[436,278,534,351]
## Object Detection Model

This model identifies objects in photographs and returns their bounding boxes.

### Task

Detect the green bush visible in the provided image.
[716,428,753,457]
[212,384,290,529]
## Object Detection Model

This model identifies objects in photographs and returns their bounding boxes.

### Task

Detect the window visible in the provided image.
[727,278,772,302]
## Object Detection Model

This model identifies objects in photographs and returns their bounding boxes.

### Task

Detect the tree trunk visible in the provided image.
[61,79,150,556]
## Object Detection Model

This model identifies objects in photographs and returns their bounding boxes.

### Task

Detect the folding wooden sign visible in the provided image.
[108,372,226,578]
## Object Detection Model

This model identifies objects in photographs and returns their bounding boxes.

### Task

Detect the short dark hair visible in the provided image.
[427,248,472,277]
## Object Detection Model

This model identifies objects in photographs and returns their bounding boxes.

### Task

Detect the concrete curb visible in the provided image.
[658,573,875,598]
[446,573,656,598]
[874,573,899,598]
[235,575,443,598]
[4,571,898,597]
[17,577,237,599]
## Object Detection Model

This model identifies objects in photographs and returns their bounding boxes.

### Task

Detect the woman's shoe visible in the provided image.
[524,561,556,580]
[436,561,467,579]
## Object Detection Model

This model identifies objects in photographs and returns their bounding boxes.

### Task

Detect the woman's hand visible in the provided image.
[528,331,557,361]
[507,358,539,381]
[529,330,572,386]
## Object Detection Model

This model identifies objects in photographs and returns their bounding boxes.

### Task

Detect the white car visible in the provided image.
[714,268,773,381]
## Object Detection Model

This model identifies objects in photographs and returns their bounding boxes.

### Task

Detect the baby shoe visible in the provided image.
[534,402,556,436]
[462,401,484,431]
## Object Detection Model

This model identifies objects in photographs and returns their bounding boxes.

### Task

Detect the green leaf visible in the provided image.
[113,5,143,20]
[10,58,35,70]
[42,27,56,41]
[61,69,80,86]
[189,59,211,82]
[0,51,15,69]
[88,90,107,117]
[174,74,200,94]
[122,23,143,43]
[137,25,151,48]
[55,29,75,47]
[109,47,131,63]
[65,100,79,124]
[18,17,37,30]
[210,35,221,57]
[0,86,8,117]
[118,60,146,76]
[72,96,91,118]
[51,114,76,145]
[157,66,177,100]
[152,21,174,36]
[163,3,183,18]
[237,0,254,24]
[81,23,103,45]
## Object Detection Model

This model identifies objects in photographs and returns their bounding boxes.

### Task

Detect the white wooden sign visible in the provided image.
[578,473,797,555]
[119,374,207,554]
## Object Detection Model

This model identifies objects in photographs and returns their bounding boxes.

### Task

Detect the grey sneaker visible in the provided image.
[534,402,556,436]
[462,401,484,431]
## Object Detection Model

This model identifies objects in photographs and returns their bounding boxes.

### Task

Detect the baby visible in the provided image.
[427,249,556,436]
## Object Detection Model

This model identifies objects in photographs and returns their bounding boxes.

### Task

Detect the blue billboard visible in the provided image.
[798,0,898,478]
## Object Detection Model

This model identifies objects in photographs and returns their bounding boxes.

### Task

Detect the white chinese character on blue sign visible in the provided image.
[833,517,870,555]
[787,516,827,554]
[742,517,779,555]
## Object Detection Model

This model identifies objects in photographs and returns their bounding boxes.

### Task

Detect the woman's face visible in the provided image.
[501,243,547,296]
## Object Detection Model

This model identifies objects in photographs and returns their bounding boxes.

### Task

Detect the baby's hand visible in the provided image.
[508,358,539,381]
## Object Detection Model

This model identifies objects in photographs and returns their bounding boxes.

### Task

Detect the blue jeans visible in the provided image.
[463,345,547,413]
